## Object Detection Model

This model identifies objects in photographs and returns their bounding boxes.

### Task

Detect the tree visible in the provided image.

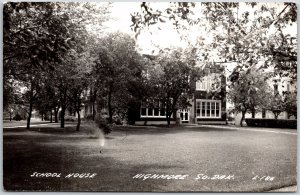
[22,75,43,129]
[53,48,91,129]
[67,60,91,131]
[266,93,284,120]
[146,47,202,126]
[227,69,271,126]
[3,2,110,129]
[283,91,297,119]
[33,78,60,123]
[3,2,70,128]
[93,32,144,124]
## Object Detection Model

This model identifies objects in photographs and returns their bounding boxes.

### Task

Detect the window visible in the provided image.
[141,102,147,116]
[206,102,211,117]
[141,100,168,118]
[196,77,210,91]
[216,102,220,117]
[196,100,221,118]
[211,102,215,117]
[154,100,159,116]
[148,108,153,116]
[196,74,221,91]
[196,102,201,117]
[201,102,205,116]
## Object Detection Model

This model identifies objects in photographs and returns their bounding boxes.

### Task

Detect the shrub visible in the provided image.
[81,121,103,138]
[245,118,297,129]
[95,114,112,134]
[13,114,23,121]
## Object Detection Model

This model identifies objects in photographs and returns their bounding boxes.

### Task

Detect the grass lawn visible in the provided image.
[3,123,297,192]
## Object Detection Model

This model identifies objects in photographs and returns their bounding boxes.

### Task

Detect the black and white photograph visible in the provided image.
[2,1,297,192]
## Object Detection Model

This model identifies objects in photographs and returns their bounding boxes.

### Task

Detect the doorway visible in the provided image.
[180,109,189,123]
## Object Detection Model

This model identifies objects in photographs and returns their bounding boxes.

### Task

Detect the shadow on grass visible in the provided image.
[3,124,297,192]
[4,123,237,137]
[4,126,78,134]
[3,135,181,191]
[112,125,237,136]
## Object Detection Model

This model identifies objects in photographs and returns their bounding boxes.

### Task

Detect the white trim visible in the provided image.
[196,99,222,119]
[140,116,166,118]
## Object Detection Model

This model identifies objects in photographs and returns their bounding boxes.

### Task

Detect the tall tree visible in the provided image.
[147,47,202,126]
[66,50,93,131]
[93,32,144,124]
[266,93,284,120]
[227,69,272,126]
[283,91,297,119]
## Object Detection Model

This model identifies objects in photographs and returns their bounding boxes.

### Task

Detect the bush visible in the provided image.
[64,115,77,122]
[245,118,297,129]
[95,114,112,134]
[13,114,23,121]
[81,121,103,138]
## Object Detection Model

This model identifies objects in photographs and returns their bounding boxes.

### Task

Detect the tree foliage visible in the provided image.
[227,69,272,126]
[3,2,110,129]
[145,47,202,126]
[131,2,297,80]
[283,91,297,119]
[93,32,145,124]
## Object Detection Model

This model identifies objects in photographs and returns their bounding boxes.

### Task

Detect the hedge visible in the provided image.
[245,118,297,129]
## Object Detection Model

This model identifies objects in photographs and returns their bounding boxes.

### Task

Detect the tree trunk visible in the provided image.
[54,108,59,123]
[9,112,12,121]
[240,110,246,127]
[61,105,65,128]
[76,110,81,131]
[92,101,96,121]
[166,113,171,127]
[108,90,113,124]
[92,89,97,121]
[27,101,33,129]
[262,109,266,118]
[41,114,44,121]
[50,110,53,123]
[60,90,67,128]
[26,84,34,129]
[251,109,255,118]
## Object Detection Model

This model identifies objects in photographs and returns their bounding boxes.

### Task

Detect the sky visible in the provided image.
[102,2,194,54]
